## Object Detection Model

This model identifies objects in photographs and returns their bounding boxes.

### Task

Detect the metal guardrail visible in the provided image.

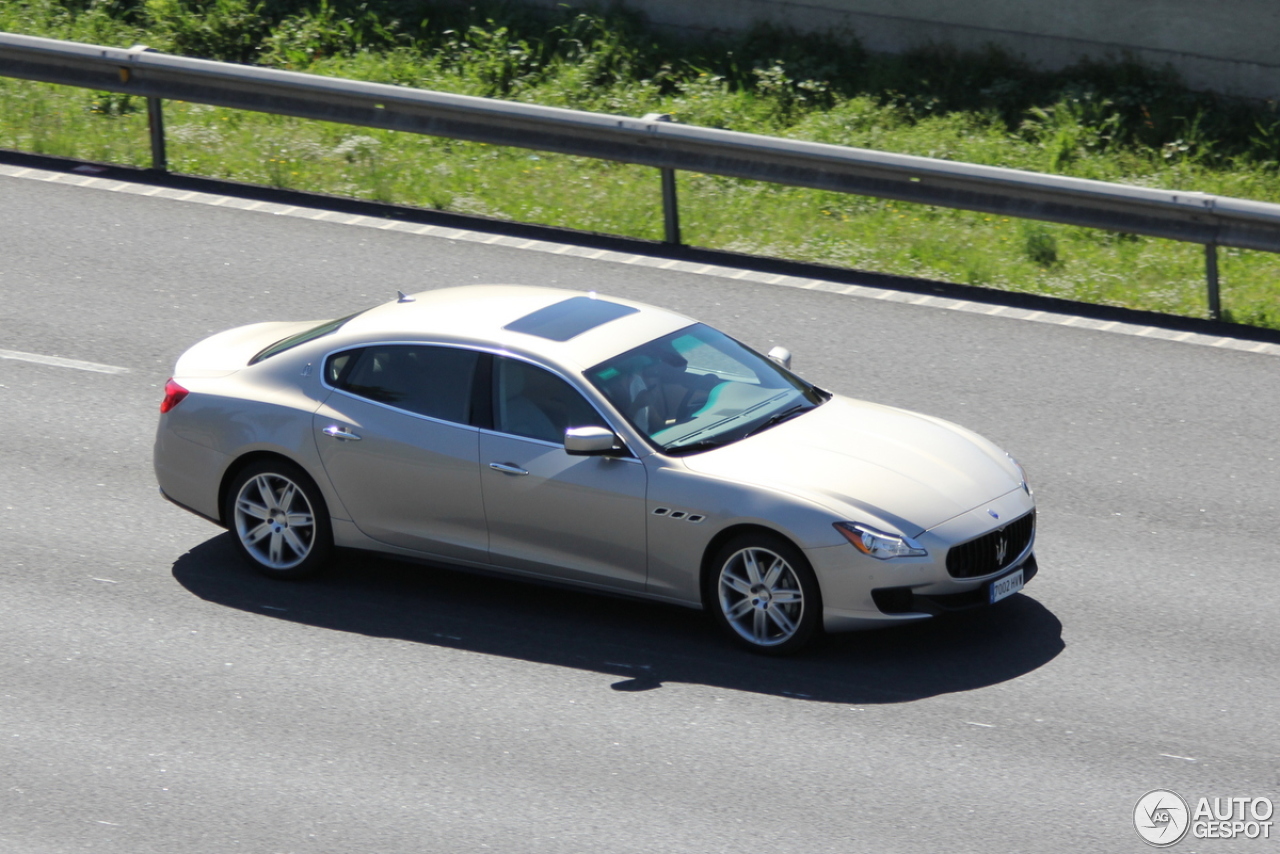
[5,31,1280,319]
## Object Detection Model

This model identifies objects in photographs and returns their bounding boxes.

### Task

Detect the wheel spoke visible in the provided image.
[721,573,753,596]
[282,527,309,557]
[725,598,755,620]
[277,482,297,513]
[761,556,786,589]
[268,530,285,565]
[236,498,270,521]
[254,476,278,511]
[770,590,803,605]
[285,511,313,528]
[752,608,769,641]
[742,550,763,585]
[767,606,797,637]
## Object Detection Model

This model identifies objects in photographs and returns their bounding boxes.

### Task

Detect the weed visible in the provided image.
[1022,225,1060,267]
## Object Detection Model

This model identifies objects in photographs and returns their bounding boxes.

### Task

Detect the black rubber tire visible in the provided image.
[223,458,334,580]
[705,532,823,655]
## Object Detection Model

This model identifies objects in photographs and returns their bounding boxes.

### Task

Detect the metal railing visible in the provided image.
[5,31,1280,319]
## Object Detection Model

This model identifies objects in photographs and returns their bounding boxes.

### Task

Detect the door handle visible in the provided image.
[488,462,528,476]
[323,425,362,441]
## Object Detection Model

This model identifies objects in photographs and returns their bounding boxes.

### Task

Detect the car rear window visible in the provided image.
[249,310,366,365]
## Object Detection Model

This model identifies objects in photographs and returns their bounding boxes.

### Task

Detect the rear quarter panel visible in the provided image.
[156,352,347,524]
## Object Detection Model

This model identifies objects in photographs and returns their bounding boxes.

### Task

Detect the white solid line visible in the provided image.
[966,721,996,728]
[0,348,129,374]
[1159,753,1196,761]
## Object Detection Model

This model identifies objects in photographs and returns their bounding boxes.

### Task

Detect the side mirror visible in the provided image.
[767,346,792,371]
[565,425,623,456]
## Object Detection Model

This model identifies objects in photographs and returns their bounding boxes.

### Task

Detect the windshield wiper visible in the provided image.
[664,437,737,456]
[744,403,813,438]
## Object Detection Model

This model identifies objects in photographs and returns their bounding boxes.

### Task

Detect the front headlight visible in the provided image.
[1007,453,1032,495]
[833,522,928,560]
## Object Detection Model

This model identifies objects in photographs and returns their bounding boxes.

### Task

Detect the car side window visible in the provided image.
[493,358,607,444]
[329,345,480,424]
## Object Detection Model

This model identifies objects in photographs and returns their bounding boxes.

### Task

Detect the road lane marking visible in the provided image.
[0,348,129,374]
[6,161,1280,357]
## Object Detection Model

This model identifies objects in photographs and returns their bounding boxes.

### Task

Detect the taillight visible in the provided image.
[160,378,189,413]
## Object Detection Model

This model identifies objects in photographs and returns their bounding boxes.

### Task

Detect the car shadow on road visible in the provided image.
[172,533,1064,705]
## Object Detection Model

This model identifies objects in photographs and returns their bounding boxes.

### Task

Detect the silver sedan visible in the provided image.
[155,285,1036,654]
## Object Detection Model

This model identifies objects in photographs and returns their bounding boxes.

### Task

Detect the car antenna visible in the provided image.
[397,290,415,303]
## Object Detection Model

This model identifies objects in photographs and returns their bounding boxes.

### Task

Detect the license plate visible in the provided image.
[989,568,1024,604]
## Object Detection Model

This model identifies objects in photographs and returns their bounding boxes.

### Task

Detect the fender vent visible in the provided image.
[651,507,705,523]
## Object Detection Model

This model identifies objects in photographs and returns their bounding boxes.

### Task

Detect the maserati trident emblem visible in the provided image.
[988,509,1000,520]
[994,535,1009,566]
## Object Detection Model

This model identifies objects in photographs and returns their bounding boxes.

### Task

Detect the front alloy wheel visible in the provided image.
[710,535,822,654]
[226,459,332,579]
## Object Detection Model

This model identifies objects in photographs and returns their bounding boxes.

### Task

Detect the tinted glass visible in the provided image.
[502,297,638,341]
[333,345,480,424]
[587,323,824,454]
[493,358,607,444]
[250,309,367,365]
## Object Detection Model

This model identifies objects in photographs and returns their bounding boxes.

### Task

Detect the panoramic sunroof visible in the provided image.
[503,296,638,341]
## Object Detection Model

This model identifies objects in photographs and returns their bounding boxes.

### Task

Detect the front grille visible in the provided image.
[945,510,1035,579]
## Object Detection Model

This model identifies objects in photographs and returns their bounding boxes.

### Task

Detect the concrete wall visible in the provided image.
[523,1,1280,100]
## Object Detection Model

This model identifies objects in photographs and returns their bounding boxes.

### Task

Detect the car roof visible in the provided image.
[339,285,696,368]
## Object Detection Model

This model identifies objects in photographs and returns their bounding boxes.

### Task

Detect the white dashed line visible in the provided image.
[5,161,1280,357]
[0,348,129,374]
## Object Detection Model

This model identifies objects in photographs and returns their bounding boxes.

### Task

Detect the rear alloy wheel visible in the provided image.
[225,459,333,579]
[709,534,822,655]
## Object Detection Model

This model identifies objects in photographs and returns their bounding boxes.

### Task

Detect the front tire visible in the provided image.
[224,459,333,579]
[707,533,822,655]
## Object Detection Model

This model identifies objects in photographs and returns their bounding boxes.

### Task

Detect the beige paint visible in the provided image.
[520,0,1280,99]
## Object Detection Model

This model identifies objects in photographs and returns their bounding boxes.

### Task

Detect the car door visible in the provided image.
[479,356,648,591]
[313,344,489,563]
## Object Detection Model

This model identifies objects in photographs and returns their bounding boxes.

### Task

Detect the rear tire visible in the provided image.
[706,533,822,655]
[224,458,333,580]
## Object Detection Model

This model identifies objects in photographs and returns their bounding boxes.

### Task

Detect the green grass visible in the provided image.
[4,0,1280,328]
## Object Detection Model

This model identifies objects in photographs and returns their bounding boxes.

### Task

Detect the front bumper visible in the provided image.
[871,554,1037,616]
[808,487,1037,633]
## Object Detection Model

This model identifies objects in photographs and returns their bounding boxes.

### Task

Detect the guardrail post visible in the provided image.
[1205,243,1221,320]
[643,113,680,245]
[146,96,167,172]
[125,46,167,172]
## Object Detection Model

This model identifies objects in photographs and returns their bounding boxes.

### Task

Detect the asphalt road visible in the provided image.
[1,171,1277,854]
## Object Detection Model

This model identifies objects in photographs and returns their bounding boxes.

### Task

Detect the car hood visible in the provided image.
[679,395,1023,536]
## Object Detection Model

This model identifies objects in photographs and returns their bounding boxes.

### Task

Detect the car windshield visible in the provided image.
[586,323,827,455]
